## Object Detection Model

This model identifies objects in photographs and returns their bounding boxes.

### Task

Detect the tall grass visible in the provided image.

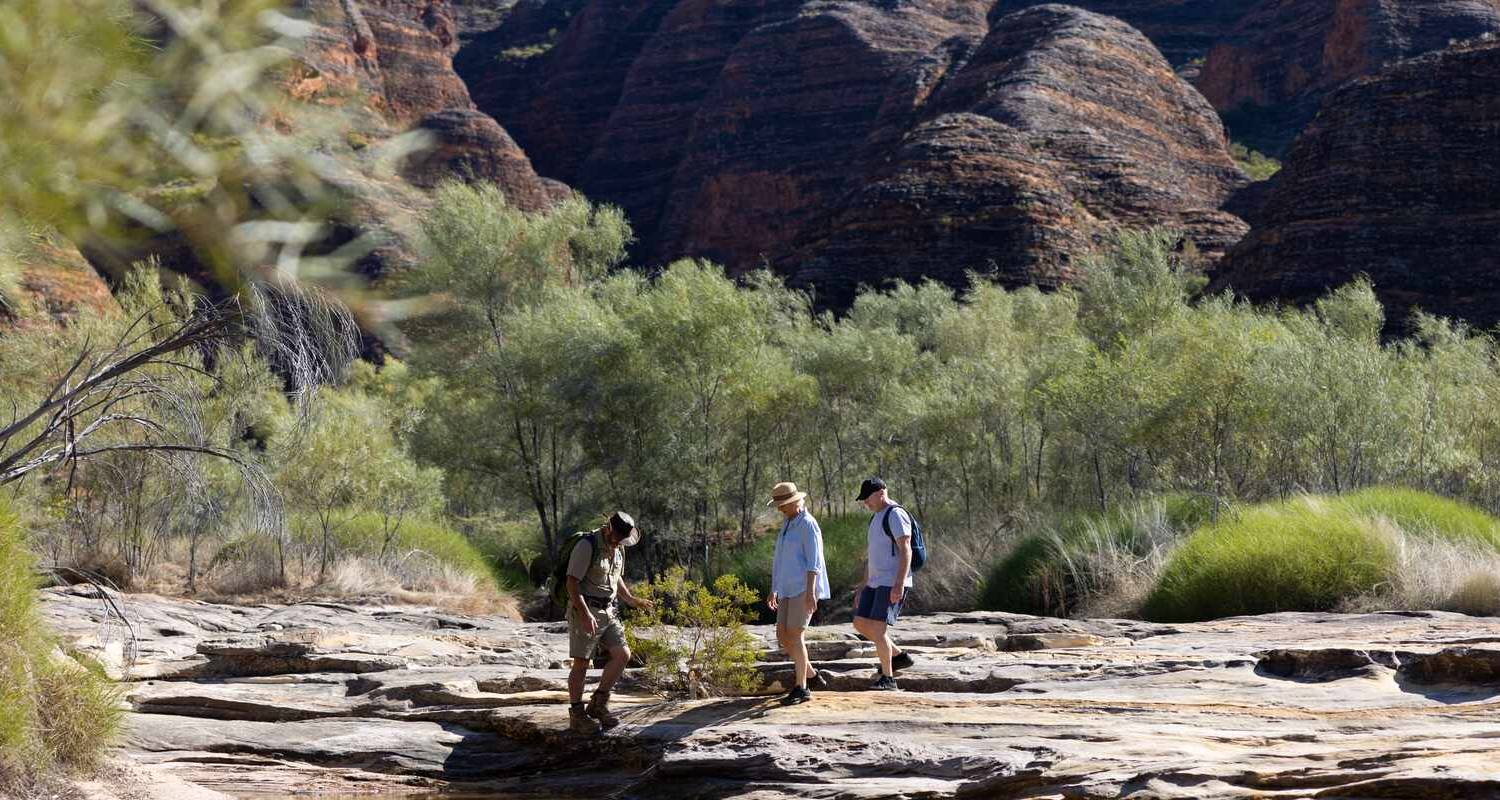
[206,511,517,615]
[0,499,122,788]
[979,495,1214,617]
[1143,498,1395,622]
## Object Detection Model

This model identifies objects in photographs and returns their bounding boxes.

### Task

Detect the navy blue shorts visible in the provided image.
[855,586,903,625]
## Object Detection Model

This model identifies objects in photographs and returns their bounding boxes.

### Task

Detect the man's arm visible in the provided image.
[567,576,596,634]
[617,579,654,611]
[891,535,912,604]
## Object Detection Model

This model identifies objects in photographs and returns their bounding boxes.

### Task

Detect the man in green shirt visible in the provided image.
[565,511,651,734]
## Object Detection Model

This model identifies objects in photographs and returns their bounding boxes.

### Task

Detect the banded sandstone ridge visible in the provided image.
[1209,40,1500,332]
[1195,0,1500,155]
[460,1,1248,304]
[83,0,563,298]
[42,586,1500,797]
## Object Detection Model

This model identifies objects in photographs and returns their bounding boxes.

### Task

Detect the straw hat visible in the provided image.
[766,481,808,508]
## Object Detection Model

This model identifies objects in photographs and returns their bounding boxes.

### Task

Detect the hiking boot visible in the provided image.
[586,691,620,730]
[569,704,601,734]
[780,685,813,706]
[870,673,900,691]
[807,670,828,690]
[891,651,915,672]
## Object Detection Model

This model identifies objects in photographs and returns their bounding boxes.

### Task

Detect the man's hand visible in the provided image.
[633,597,656,613]
[767,592,779,611]
[889,586,905,605]
[803,593,817,618]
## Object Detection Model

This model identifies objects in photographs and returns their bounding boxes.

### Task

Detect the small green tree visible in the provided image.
[625,567,761,699]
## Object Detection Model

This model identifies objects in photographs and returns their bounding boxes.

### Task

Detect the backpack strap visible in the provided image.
[881,504,908,557]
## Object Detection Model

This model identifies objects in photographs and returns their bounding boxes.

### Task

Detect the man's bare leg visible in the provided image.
[568,657,590,702]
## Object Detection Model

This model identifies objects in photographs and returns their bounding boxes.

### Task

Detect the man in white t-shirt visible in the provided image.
[852,478,915,691]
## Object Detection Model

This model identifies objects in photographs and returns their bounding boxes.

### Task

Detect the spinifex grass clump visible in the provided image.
[1143,498,1395,622]
[1141,488,1500,623]
[0,500,122,787]
[980,495,1215,617]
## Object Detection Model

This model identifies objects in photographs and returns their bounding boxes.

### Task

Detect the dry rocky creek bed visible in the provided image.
[38,586,1500,799]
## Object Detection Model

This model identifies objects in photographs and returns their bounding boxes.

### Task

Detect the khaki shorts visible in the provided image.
[568,602,626,660]
[776,597,814,631]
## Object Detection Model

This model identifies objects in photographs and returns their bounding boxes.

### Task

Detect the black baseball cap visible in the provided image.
[856,478,887,501]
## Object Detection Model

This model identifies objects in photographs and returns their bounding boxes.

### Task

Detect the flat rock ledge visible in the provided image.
[40,586,1500,798]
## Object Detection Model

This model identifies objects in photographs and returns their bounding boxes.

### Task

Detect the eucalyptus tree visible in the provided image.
[406,181,629,557]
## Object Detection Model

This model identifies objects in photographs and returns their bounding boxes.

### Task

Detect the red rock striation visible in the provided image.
[462,1,1248,303]
[1196,0,1500,154]
[1209,40,1500,331]
[787,5,1248,305]
[992,0,1261,66]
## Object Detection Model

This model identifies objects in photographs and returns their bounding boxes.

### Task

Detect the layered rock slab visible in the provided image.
[38,587,1500,798]
[1209,40,1500,332]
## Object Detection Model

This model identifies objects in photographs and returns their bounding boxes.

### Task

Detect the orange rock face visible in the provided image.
[1209,40,1500,331]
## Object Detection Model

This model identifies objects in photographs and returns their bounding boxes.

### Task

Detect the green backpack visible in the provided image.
[548,531,598,608]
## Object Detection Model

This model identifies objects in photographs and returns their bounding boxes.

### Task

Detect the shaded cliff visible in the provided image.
[994,0,1261,66]
[1209,40,1500,332]
[1196,0,1500,154]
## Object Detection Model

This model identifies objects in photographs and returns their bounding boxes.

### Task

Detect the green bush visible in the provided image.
[626,567,761,698]
[0,499,122,783]
[1143,498,1396,622]
[980,495,1214,616]
[716,513,869,620]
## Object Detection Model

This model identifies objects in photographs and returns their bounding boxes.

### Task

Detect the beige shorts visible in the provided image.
[568,602,626,660]
[776,597,814,631]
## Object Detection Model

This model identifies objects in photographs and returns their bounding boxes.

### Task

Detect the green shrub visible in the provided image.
[979,495,1214,616]
[716,513,869,621]
[626,567,761,698]
[1229,141,1282,181]
[0,499,122,782]
[1143,498,1395,622]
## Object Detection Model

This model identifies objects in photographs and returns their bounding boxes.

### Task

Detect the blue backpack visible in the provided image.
[881,504,928,572]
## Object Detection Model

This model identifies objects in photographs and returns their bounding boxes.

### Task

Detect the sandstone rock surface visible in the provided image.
[995,0,1261,66]
[462,1,1247,306]
[786,5,1248,306]
[1209,40,1500,332]
[39,585,1500,798]
[1195,0,1500,154]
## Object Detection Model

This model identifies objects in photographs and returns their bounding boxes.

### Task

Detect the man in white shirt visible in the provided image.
[853,478,915,691]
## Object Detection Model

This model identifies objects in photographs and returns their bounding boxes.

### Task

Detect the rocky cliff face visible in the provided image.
[1209,40,1500,331]
[1196,0,1500,154]
[460,1,1247,303]
[788,5,1248,305]
[994,0,1261,65]
[290,0,559,215]
[43,586,1500,798]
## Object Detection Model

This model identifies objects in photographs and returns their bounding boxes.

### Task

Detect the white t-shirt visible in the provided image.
[866,505,914,588]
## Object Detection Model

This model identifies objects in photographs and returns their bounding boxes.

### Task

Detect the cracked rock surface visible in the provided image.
[40,585,1500,798]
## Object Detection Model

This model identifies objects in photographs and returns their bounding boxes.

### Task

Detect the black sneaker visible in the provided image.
[807,671,828,690]
[892,651,915,672]
[870,674,900,691]
[780,685,813,705]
